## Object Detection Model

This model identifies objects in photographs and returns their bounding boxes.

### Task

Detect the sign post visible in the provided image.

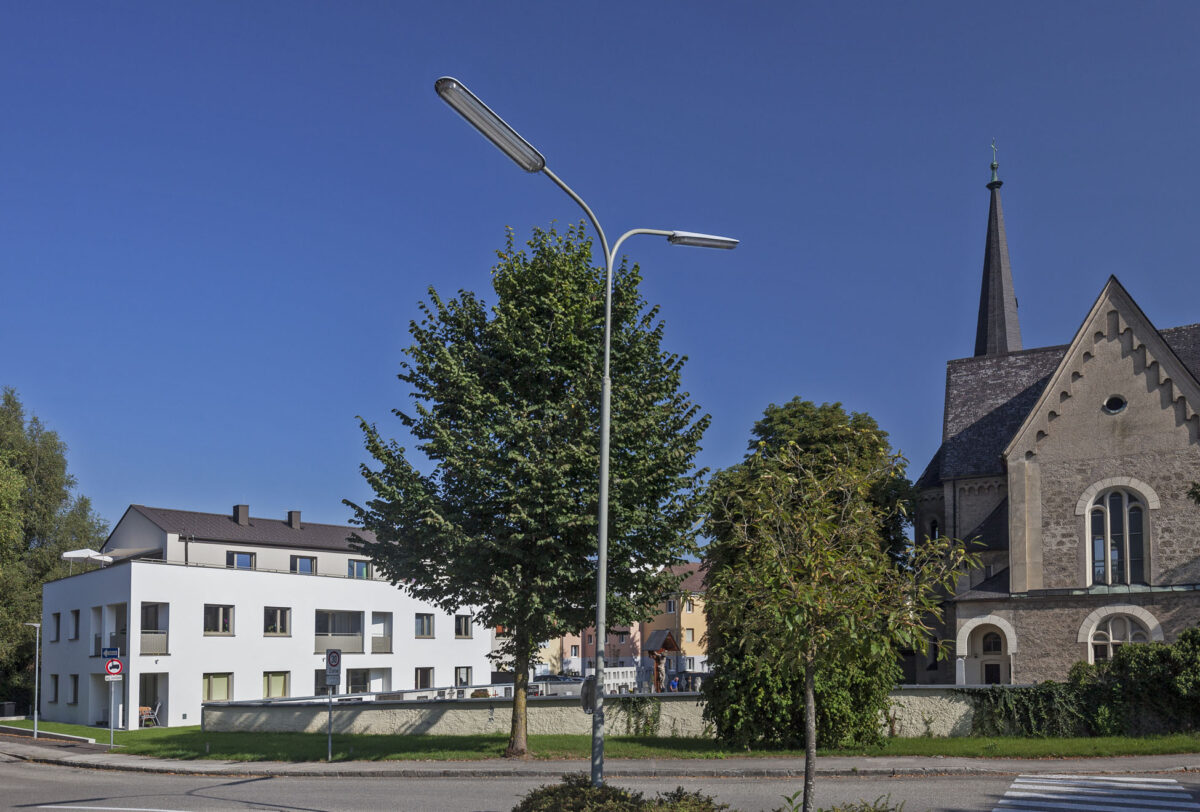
[325,649,341,762]
[104,658,123,748]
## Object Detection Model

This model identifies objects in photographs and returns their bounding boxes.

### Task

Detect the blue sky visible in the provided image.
[4,3,1199,530]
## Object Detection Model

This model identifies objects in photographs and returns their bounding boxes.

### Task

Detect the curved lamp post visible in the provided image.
[435,77,737,787]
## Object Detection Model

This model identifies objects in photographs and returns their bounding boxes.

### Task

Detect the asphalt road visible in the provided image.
[10,757,1200,812]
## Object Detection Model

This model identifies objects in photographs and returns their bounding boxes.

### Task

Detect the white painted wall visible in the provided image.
[42,559,491,729]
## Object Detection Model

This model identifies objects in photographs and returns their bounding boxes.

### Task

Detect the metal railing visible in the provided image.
[140,630,168,655]
[313,633,363,654]
[370,635,391,654]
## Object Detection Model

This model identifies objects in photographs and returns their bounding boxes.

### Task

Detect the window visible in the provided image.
[290,556,316,575]
[570,645,579,657]
[315,669,336,695]
[1091,615,1149,663]
[69,609,79,640]
[930,519,939,540]
[586,633,593,645]
[685,599,695,613]
[1089,490,1146,586]
[263,671,289,698]
[684,628,695,643]
[348,669,370,694]
[49,675,58,703]
[686,657,695,671]
[618,633,627,644]
[455,666,472,686]
[415,613,434,638]
[414,667,434,689]
[1102,395,1128,414]
[982,632,1003,654]
[226,551,256,569]
[202,672,232,701]
[203,605,234,635]
[51,613,60,642]
[984,663,1002,685]
[264,607,291,636]
[68,674,78,704]
[665,599,677,614]
[347,559,371,579]
[454,614,472,638]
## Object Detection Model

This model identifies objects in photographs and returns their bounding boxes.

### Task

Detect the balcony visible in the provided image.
[371,635,392,654]
[140,630,168,655]
[314,632,363,654]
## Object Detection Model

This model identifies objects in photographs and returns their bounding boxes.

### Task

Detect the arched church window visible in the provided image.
[929,520,939,540]
[1090,615,1149,662]
[1089,490,1146,586]
[981,632,1002,654]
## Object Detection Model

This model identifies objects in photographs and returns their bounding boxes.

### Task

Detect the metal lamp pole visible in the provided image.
[23,622,40,739]
[435,77,736,787]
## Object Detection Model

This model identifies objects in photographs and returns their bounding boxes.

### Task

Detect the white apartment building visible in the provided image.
[40,504,492,729]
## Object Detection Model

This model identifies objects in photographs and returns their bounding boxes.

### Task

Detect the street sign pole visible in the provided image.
[109,680,114,748]
[324,649,340,763]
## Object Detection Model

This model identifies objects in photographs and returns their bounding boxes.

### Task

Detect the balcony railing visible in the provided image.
[314,633,363,654]
[109,632,126,655]
[371,635,392,654]
[140,630,168,655]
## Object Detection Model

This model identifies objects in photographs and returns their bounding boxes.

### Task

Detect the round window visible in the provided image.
[1102,395,1127,414]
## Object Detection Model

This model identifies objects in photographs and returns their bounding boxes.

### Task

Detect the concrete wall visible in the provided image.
[203,693,711,737]
[202,687,984,739]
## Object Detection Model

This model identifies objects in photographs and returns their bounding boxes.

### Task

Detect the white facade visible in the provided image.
[40,506,492,729]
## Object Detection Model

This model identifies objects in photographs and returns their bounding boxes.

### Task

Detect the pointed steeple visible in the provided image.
[974,143,1022,356]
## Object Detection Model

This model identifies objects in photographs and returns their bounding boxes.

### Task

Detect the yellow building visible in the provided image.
[640,563,707,680]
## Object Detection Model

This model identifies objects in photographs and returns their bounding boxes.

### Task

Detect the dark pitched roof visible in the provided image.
[963,499,1009,551]
[975,168,1022,356]
[917,323,1200,489]
[952,567,1011,602]
[672,562,704,593]
[113,505,376,553]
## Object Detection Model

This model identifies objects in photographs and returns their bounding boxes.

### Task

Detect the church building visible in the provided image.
[913,157,1200,685]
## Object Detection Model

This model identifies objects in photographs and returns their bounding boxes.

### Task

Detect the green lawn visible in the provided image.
[7,719,1200,762]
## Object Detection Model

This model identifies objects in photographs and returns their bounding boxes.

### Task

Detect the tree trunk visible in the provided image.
[802,660,816,812]
[505,647,530,758]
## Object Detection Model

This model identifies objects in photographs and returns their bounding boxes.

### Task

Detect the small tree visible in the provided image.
[703,399,912,753]
[347,225,708,757]
[704,441,973,812]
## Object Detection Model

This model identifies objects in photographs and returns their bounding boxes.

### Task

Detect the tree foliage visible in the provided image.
[702,401,974,812]
[0,387,107,706]
[347,225,708,756]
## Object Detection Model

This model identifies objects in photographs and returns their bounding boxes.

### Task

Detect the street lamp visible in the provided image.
[436,77,737,787]
[23,622,40,739]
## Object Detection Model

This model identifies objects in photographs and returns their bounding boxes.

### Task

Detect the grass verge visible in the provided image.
[7,719,1200,762]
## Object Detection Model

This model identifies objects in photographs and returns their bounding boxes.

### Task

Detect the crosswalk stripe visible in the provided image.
[993,774,1199,812]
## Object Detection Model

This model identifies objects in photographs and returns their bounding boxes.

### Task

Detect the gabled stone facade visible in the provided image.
[914,164,1200,686]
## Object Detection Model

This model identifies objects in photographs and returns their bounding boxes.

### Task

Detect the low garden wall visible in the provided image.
[203,686,984,738]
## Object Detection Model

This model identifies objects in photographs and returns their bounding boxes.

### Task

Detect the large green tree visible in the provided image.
[702,400,973,812]
[348,225,708,757]
[0,388,108,707]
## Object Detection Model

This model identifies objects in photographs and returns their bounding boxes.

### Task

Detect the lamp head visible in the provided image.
[435,77,546,173]
[667,231,739,250]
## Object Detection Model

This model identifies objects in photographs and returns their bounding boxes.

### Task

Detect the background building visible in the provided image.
[41,504,491,728]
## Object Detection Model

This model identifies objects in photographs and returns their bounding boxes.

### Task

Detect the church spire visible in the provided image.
[974,141,1022,356]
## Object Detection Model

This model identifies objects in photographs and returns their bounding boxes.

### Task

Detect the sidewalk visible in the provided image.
[5,733,1200,779]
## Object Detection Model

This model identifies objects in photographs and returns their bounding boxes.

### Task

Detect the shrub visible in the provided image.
[513,774,729,811]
